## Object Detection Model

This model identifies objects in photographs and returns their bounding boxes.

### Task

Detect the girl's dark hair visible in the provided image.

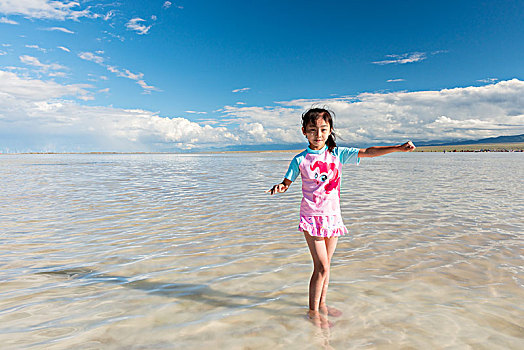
[301,108,337,153]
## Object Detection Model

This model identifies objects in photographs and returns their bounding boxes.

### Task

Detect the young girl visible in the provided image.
[267,108,415,327]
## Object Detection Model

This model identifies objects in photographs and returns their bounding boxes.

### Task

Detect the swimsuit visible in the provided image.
[285,146,360,237]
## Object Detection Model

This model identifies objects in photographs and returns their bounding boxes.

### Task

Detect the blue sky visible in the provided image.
[0,0,523,152]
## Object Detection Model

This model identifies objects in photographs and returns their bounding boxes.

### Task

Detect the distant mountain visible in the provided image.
[415,134,524,147]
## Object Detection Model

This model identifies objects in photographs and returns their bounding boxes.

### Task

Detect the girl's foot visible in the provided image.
[320,305,342,317]
[307,310,334,329]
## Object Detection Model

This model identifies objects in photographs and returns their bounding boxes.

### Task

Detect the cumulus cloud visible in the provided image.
[0,0,92,21]
[126,18,152,35]
[42,26,75,34]
[0,70,237,152]
[222,79,524,144]
[1,71,523,152]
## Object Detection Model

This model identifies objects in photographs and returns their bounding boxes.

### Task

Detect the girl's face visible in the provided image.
[302,118,331,150]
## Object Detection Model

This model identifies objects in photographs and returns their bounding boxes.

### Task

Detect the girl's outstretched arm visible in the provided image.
[358,141,416,158]
[266,178,293,195]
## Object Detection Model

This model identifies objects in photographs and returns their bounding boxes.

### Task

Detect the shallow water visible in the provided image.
[1,152,523,349]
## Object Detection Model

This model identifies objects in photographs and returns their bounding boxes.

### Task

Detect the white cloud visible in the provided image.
[103,10,114,21]
[0,70,91,100]
[42,26,75,34]
[0,0,93,20]
[47,71,67,78]
[373,50,446,66]
[57,46,70,52]
[387,78,405,83]
[102,30,125,42]
[0,16,18,24]
[0,50,7,55]
[20,54,66,71]
[232,87,250,93]
[78,51,104,65]
[137,80,157,93]
[25,44,47,53]
[77,53,158,93]
[477,78,498,84]
[163,1,172,9]
[238,122,271,143]
[373,52,427,65]
[126,18,152,35]
[106,66,158,92]
[1,72,523,152]
[222,79,524,144]
[113,67,142,80]
[0,70,236,152]
[185,111,207,114]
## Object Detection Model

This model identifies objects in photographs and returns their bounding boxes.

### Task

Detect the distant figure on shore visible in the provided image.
[267,107,415,328]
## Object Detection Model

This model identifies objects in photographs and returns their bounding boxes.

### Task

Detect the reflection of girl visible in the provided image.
[267,108,415,328]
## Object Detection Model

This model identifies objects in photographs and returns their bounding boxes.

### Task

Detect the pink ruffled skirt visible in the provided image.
[298,214,348,238]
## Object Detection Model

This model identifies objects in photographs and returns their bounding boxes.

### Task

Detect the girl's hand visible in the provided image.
[266,183,289,195]
[400,141,416,152]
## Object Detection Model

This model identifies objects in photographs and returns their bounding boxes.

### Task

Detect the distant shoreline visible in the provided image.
[2,142,524,155]
[414,142,524,152]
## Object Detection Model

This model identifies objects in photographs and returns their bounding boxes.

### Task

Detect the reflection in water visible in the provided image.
[38,268,293,313]
[1,153,523,349]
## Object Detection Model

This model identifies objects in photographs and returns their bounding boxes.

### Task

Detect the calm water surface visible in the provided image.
[1,152,523,349]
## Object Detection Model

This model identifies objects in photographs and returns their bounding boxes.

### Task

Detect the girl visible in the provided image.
[267,108,415,327]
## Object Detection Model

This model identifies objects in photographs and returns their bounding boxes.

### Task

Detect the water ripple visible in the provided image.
[0,152,523,349]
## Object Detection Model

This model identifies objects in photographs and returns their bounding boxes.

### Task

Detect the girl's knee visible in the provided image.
[314,262,330,276]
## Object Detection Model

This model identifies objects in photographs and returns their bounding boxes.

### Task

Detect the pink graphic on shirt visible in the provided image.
[310,160,340,195]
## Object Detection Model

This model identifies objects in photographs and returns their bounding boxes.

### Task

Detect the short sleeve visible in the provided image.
[336,147,360,165]
[284,156,301,182]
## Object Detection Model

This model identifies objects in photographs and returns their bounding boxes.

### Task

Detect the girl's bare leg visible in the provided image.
[319,236,342,317]
[304,231,335,328]
[304,231,330,310]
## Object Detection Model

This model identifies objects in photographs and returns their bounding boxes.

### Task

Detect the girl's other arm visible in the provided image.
[266,178,293,195]
[358,141,415,158]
